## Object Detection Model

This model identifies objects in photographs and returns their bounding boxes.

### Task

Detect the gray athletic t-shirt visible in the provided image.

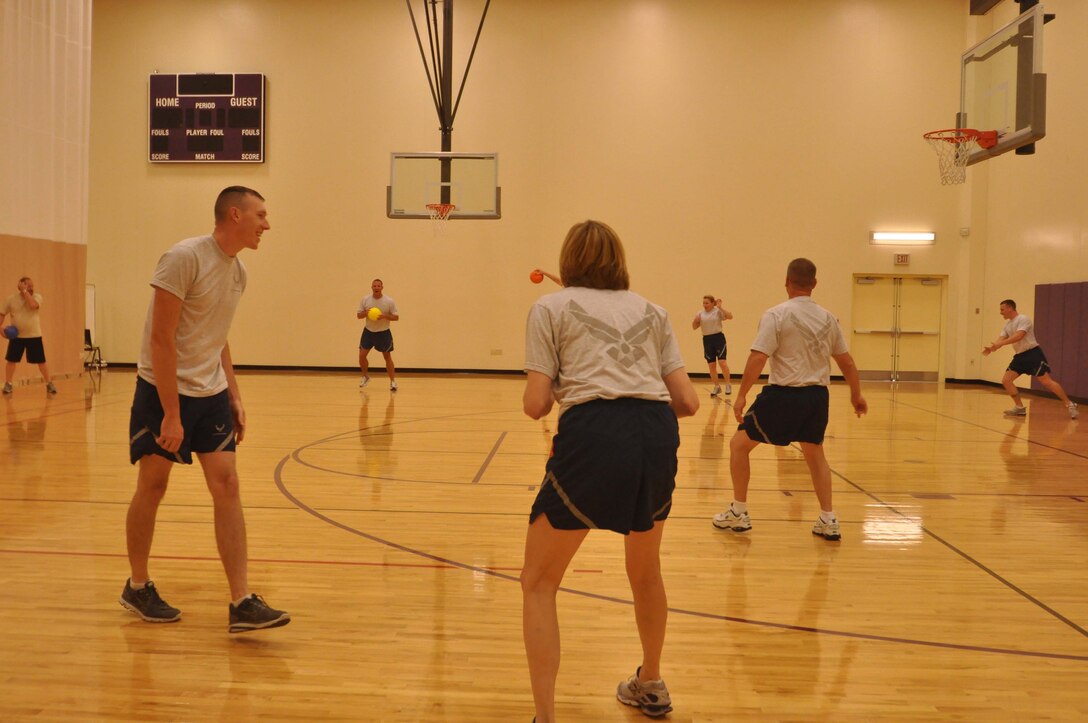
[750,295,848,387]
[698,308,726,336]
[524,287,685,416]
[358,294,398,333]
[138,235,247,397]
[1001,314,1038,355]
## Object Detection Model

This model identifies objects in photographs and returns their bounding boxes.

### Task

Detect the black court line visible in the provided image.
[274,422,1088,661]
[471,431,507,484]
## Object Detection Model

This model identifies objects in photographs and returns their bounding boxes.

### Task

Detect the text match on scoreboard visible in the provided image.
[149,73,265,163]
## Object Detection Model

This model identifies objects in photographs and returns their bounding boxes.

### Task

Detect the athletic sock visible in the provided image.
[731,501,748,515]
[820,510,836,523]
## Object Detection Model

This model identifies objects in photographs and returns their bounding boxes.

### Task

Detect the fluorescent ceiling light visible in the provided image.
[870,232,935,245]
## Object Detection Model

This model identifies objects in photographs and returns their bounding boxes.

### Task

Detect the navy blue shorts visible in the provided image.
[702,332,727,363]
[739,384,829,446]
[5,336,46,364]
[1008,346,1051,377]
[129,376,236,465]
[361,329,394,353]
[530,398,679,534]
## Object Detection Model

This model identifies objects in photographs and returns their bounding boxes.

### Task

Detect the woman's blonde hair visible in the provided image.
[559,220,630,290]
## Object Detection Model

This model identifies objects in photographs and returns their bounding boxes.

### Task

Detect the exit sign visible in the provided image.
[894,253,910,265]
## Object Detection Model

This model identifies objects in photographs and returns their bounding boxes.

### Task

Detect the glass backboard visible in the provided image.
[958,4,1046,165]
[387,152,500,219]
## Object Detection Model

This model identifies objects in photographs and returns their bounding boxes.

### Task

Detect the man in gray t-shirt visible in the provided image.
[356,278,400,391]
[121,186,290,633]
[712,258,867,541]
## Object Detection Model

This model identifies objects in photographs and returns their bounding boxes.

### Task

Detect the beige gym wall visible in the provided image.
[85,1,1082,383]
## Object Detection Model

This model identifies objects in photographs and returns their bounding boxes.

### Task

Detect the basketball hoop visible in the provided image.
[425,202,456,235]
[923,129,999,185]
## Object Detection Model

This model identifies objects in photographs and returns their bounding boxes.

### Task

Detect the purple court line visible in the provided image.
[0,547,602,574]
[892,398,1088,461]
[840,398,1088,638]
[273,441,1088,662]
[471,431,507,484]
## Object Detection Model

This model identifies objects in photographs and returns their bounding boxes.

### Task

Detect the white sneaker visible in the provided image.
[1069,402,1079,420]
[390,380,398,392]
[724,383,732,395]
[712,507,751,532]
[359,376,370,388]
[710,385,721,397]
[1003,406,1026,416]
[812,517,841,541]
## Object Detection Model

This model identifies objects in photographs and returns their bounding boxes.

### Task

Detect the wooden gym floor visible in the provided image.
[1,370,1085,721]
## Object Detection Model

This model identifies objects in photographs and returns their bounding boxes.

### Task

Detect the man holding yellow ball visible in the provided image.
[356,278,399,391]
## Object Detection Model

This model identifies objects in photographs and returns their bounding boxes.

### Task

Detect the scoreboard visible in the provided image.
[148,73,264,163]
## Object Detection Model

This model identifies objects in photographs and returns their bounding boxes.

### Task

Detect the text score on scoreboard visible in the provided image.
[149,73,265,163]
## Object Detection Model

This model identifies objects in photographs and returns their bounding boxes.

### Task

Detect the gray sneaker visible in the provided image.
[390,380,398,392]
[228,594,290,633]
[724,383,732,395]
[359,376,370,388]
[617,667,672,718]
[2,383,11,395]
[1069,402,1079,420]
[119,579,181,623]
[46,381,57,394]
[712,506,752,532]
[1003,406,1027,416]
[710,385,721,397]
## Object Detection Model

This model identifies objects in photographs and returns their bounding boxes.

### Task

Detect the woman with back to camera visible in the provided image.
[520,220,699,721]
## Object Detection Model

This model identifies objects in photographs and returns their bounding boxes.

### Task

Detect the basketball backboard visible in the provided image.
[387,152,500,219]
[958,4,1047,165]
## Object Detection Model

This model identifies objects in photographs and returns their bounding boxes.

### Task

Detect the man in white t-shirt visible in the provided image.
[712,258,867,541]
[1,276,57,395]
[982,299,1078,419]
[120,186,290,633]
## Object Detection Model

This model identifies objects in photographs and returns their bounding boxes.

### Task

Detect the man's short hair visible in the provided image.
[1000,299,1017,309]
[214,186,264,223]
[786,258,817,290]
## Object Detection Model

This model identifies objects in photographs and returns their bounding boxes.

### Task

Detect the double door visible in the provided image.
[851,275,943,382]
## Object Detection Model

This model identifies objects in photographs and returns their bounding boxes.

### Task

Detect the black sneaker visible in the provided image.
[228,594,291,633]
[119,579,181,623]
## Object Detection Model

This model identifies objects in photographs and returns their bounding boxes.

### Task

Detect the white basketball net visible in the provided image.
[924,131,981,185]
[426,203,456,235]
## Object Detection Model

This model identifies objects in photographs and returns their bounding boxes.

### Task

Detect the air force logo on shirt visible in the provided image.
[568,300,655,368]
